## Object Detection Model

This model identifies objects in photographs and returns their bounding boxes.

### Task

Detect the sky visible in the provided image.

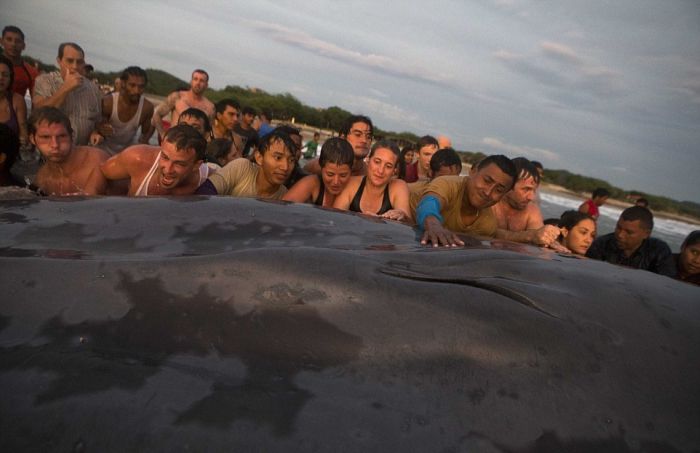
[5,0,700,203]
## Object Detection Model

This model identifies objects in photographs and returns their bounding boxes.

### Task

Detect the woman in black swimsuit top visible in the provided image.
[348,176,392,214]
[334,139,412,223]
[282,138,354,208]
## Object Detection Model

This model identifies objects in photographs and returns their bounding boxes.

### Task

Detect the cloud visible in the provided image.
[481,137,559,161]
[339,94,427,132]
[494,41,625,101]
[247,20,451,87]
[540,41,581,65]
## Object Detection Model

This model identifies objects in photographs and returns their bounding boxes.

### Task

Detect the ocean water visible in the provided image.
[539,189,697,252]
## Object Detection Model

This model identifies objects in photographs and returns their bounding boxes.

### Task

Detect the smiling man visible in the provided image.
[417,154,517,247]
[100,124,209,196]
[196,129,296,199]
[30,107,108,196]
[32,42,102,146]
[586,206,675,276]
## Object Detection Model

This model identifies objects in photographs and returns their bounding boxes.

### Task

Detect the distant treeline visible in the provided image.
[26,58,700,220]
[543,169,700,220]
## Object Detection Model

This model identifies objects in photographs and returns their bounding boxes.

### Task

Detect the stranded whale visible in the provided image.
[1,197,698,452]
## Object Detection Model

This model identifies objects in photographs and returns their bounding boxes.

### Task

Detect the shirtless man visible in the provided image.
[33,42,102,146]
[492,157,563,249]
[100,124,209,196]
[90,66,155,155]
[152,69,214,140]
[304,114,373,177]
[29,107,108,196]
[417,154,517,247]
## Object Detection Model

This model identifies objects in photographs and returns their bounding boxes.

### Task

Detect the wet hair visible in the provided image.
[192,69,209,81]
[636,197,649,208]
[275,124,301,139]
[0,123,20,170]
[543,218,559,226]
[163,124,207,161]
[682,230,700,249]
[120,66,147,83]
[178,107,212,134]
[511,156,540,184]
[215,98,240,115]
[558,210,594,230]
[57,42,84,59]
[257,129,297,156]
[28,106,73,136]
[2,25,25,40]
[531,160,543,171]
[592,187,610,199]
[339,114,373,137]
[620,206,654,231]
[475,155,517,190]
[417,135,439,151]
[319,138,354,168]
[242,106,257,116]
[369,139,400,161]
[429,148,462,174]
[0,55,15,89]
[206,138,234,164]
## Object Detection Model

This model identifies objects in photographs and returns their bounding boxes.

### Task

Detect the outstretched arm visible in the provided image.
[417,193,464,247]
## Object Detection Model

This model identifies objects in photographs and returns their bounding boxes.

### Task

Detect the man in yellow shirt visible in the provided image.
[416,155,516,247]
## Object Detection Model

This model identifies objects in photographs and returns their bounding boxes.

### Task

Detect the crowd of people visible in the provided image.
[1,28,698,287]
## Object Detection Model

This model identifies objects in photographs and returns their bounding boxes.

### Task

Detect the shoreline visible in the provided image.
[540,182,700,226]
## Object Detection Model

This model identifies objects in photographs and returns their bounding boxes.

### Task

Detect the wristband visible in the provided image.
[416,195,443,230]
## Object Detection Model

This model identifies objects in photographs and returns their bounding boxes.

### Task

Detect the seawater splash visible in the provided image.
[539,189,697,252]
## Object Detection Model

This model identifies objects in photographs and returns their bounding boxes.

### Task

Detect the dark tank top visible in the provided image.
[313,174,325,206]
[348,176,393,215]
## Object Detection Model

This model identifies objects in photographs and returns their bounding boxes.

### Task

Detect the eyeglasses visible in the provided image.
[349,129,373,140]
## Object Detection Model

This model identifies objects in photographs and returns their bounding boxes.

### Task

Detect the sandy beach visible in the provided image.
[540,182,700,226]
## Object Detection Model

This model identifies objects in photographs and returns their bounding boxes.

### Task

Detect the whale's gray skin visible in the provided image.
[0,197,698,452]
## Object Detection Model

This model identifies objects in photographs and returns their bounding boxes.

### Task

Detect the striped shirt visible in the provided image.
[34,71,102,146]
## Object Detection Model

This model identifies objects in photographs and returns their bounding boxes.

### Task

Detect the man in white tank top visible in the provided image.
[100,124,210,196]
[90,66,154,155]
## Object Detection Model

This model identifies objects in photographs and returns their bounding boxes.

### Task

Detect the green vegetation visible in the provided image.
[23,55,699,220]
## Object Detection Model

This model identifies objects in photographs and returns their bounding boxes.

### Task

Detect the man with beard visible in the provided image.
[29,107,108,195]
[304,115,373,177]
[100,124,210,196]
[90,66,155,155]
[152,69,214,140]
[417,154,517,247]
[492,157,563,249]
